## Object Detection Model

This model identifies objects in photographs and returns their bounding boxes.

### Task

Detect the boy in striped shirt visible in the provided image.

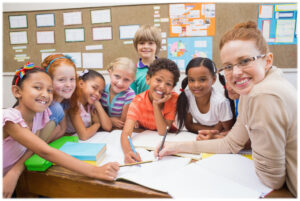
[121,58,180,164]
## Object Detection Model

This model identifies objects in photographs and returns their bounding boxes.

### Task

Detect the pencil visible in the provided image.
[119,160,153,167]
[158,126,169,157]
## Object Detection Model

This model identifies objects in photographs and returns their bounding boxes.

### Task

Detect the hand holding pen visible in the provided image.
[125,136,141,164]
[154,126,170,159]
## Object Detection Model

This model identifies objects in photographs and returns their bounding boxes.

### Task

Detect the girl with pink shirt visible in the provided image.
[3,64,119,198]
[66,69,112,140]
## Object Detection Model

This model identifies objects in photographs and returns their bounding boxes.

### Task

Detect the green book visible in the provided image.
[25,136,79,171]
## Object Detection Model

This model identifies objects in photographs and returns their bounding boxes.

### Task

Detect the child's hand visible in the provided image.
[3,170,20,198]
[197,130,219,141]
[134,121,140,129]
[91,109,100,124]
[111,117,125,128]
[154,141,178,159]
[213,122,223,131]
[124,151,142,164]
[93,100,101,107]
[96,162,120,181]
[153,93,172,105]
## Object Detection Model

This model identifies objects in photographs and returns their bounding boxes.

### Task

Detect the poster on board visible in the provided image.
[169,3,215,37]
[167,37,212,71]
[258,3,297,45]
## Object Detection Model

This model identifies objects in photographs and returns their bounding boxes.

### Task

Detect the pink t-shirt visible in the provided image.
[66,103,92,133]
[3,108,51,176]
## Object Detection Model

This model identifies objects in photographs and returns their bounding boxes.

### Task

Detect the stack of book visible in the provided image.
[59,142,106,166]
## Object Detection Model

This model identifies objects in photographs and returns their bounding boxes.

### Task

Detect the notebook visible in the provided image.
[59,142,106,165]
[131,130,201,160]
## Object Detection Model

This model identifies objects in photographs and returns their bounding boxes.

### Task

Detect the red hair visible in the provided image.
[219,21,269,54]
[41,54,79,113]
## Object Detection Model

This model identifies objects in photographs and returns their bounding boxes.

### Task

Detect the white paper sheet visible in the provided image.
[91,9,111,24]
[9,15,27,28]
[259,5,273,18]
[85,45,103,50]
[117,156,191,193]
[262,20,271,41]
[195,154,272,195]
[10,31,27,44]
[164,163,261,198]
[169,4,185,18]
[119,25,140,39]
[132,130,201,160]
[65,28,84,42]
[92,27,112,40]
[63,11,82,25]
[275,19,295,43]
[36,13,55,27]
[37,31,54,44]
[82,52,103,69]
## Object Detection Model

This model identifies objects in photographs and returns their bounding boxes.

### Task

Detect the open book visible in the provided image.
[76,131,272,198]
[131,130,202,160]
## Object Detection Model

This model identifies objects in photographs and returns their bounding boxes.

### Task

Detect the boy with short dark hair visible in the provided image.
[121,58,180,164]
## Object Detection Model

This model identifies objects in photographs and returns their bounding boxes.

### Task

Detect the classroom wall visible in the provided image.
[3,2,297,72]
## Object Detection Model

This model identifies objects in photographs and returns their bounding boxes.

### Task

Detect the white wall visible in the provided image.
[2,69,297,109]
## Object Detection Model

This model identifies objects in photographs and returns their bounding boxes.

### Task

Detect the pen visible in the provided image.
[157,126,169,157]
[128,136,137,155]
[119,160,153,167]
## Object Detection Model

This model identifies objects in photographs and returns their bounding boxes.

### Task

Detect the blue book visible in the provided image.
[59,142,106,161]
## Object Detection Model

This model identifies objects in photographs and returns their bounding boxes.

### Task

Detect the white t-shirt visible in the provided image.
[185,87,232,126]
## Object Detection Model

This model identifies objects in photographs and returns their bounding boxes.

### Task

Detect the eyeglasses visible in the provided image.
[218,55,266,74]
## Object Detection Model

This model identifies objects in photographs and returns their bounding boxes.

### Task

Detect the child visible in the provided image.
[196,73,240,141]
[176,57,234,135]
[3,65,119,198]
[100,57,136,128]
[67,69,112,140]
[155,21,297,197]
[130,24,162,95]
[121,58,180,164]
[40,54,78,142]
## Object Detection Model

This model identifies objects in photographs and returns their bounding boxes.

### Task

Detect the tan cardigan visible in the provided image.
[183,67,297,196]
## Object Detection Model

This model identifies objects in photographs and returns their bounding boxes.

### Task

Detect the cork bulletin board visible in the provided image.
[3,3,297,73]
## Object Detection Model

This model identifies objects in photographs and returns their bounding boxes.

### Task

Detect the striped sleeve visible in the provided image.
[124,88,136,105]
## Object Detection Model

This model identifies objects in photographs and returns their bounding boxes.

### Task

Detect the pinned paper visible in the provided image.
[9,15,27,29]
[63,12,82,25]
[10,31,27,44]
[92,27,112,40]
[82,53,103,69]
[86,45,103,50]
[91,9,111,24]
[37,31,55,44]
[65,28,84,42]
[119,25,139,40]
[36,13,55,27]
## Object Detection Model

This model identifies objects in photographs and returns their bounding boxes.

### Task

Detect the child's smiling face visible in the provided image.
[109,67,135,95]
[137,41,157,60]
[16,72,53,113]
[79,77,105,105]
[146,69,174,102]
[52,63,76,102]
[187,66,216,99]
